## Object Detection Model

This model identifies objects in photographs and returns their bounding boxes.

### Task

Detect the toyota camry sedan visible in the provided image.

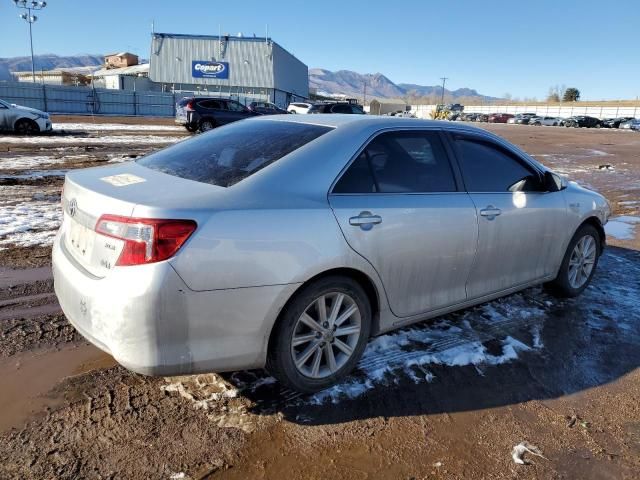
[53,116,610,393]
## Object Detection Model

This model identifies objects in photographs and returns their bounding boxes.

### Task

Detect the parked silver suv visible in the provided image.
[53,116,610,392]
[0,98,52,134]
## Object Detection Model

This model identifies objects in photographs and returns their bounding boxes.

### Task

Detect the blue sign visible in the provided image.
[192,61,229,79]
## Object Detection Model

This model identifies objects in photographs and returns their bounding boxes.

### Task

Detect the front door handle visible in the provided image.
[479,206,502,220]
[349,211,382,230]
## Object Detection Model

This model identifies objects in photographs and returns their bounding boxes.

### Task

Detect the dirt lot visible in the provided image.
[0,117,639,479]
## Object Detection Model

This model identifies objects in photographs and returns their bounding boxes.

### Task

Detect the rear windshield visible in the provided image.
[178,97,192,107]
[137,120,332,187]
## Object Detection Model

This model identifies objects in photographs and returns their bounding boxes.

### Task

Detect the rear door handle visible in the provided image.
[479,206,502,220]
[349,212,382,230]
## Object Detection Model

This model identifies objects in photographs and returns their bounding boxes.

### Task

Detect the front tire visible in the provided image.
[14,118,40,135]
[545,224,601,297]
[267,276,372,393]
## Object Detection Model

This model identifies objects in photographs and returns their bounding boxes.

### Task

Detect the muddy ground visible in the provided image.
[0,117,639,479]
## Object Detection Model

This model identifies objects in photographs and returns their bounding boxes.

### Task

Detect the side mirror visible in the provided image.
[544,171,565,192]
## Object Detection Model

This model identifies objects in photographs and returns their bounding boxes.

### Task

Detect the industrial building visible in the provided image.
[148,32,309,107]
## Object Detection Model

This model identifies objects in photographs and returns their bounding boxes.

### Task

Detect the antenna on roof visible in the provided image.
[265,24,268,44]
[151,20,154,34]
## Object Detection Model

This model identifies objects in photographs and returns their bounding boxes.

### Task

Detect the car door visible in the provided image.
[0,102,8,130]
[329,129,478,318]
[448,133,567,299]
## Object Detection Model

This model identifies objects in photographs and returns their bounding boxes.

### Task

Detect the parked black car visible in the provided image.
[564,116,602,128]
[475,113,490,122]
[602,116,635,128]
[175,97,258,132]
[247,101,290,115]
[308,102,365,114]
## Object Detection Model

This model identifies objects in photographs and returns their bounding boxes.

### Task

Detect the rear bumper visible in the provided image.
[52,232,299,376]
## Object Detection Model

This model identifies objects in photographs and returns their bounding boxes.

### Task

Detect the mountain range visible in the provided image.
[0,54,494,101]
[0,54,103,80]
[309,68,496,101]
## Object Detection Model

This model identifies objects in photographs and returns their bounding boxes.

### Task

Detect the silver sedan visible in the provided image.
[52,115,611,392]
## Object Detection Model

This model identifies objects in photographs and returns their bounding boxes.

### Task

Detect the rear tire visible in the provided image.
[185,124,197,133]
[199,119,216,132]
[267,276,372,393]
[14,118,39,135]
[545,224,601,298]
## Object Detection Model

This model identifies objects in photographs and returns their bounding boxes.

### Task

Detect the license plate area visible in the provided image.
[66,217,96,262]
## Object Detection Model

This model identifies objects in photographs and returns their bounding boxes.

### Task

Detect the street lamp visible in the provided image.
[14,0,47,83]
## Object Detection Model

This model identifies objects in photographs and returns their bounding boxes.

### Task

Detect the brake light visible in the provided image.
[95,215,197,266]
[185,100,194,111]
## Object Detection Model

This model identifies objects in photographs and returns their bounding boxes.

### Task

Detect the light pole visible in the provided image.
[440,76,448,106]
[14,0,47,83]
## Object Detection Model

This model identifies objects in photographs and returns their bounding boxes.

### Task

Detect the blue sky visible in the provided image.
[2,0,639,100]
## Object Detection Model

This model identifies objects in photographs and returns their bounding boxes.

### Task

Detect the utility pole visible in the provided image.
[440,77,448,106]
[363,77,367,107]
[14,0,47,83]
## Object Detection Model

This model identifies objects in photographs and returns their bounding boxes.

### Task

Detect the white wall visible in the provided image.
[410,104,640,120]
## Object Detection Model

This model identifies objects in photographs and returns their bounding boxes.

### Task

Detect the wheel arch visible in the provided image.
[579,216,606,253]
[266,267,382,354]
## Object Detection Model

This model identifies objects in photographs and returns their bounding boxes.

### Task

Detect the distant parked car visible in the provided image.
[308,102,365,114]
[531,116,561,126]
[248,101,290,115]
[514,113,538,125]
[488,113,514,123]
[475,113,490,122]
[0,98,52,134]
[175,97,258,132]
[620,119,640,130]
[602,117,635,128]
[564,116,602,128]
[288,102,313,114]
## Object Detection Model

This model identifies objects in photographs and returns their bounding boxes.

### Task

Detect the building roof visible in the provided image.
[91,64,150,77]
[12,66,100,77]
[105,52,138,58]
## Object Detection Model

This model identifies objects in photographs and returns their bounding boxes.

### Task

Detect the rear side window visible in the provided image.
[454,137,542,192]
[138,121,332,187]
[198,100,222,109]
[333,131,457,193]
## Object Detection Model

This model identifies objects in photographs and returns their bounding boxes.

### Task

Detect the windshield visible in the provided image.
[137,120,332,187]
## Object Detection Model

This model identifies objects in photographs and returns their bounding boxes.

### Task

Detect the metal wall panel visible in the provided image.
[150,34,275,88]
[149,33,308,97]
[272,43,309,98]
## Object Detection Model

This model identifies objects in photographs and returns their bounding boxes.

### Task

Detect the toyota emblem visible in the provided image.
[69,198,78,217]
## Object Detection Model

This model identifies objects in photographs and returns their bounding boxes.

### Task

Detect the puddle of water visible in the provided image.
[0,344,116,433]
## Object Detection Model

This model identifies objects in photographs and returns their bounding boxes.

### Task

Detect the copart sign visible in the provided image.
[192,61,229,79]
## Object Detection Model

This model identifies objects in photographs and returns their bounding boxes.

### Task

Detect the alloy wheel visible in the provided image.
[568,235,597,289]
[291,292,361,379]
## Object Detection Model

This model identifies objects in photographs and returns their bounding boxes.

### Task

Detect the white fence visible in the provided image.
[410,104,640,120]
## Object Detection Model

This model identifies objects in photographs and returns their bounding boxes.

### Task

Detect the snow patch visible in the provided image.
[53,122,183,132]
[0,198,61,248]
[0,155,65,170]
[309,300,546,404]
[605,216,640,240]
[1,135,183,145]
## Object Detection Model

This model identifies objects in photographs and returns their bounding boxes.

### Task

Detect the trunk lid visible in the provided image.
[60,162,223,278]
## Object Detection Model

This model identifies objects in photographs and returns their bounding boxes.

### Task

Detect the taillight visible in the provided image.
[185,100,194,111]
[95,215,197,266]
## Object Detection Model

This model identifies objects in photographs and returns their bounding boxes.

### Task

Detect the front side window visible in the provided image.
[454,137,543,192]
[226,101,247,112]
[331,104,352,114]
[138,121,332,187]
[333,131,457,194]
